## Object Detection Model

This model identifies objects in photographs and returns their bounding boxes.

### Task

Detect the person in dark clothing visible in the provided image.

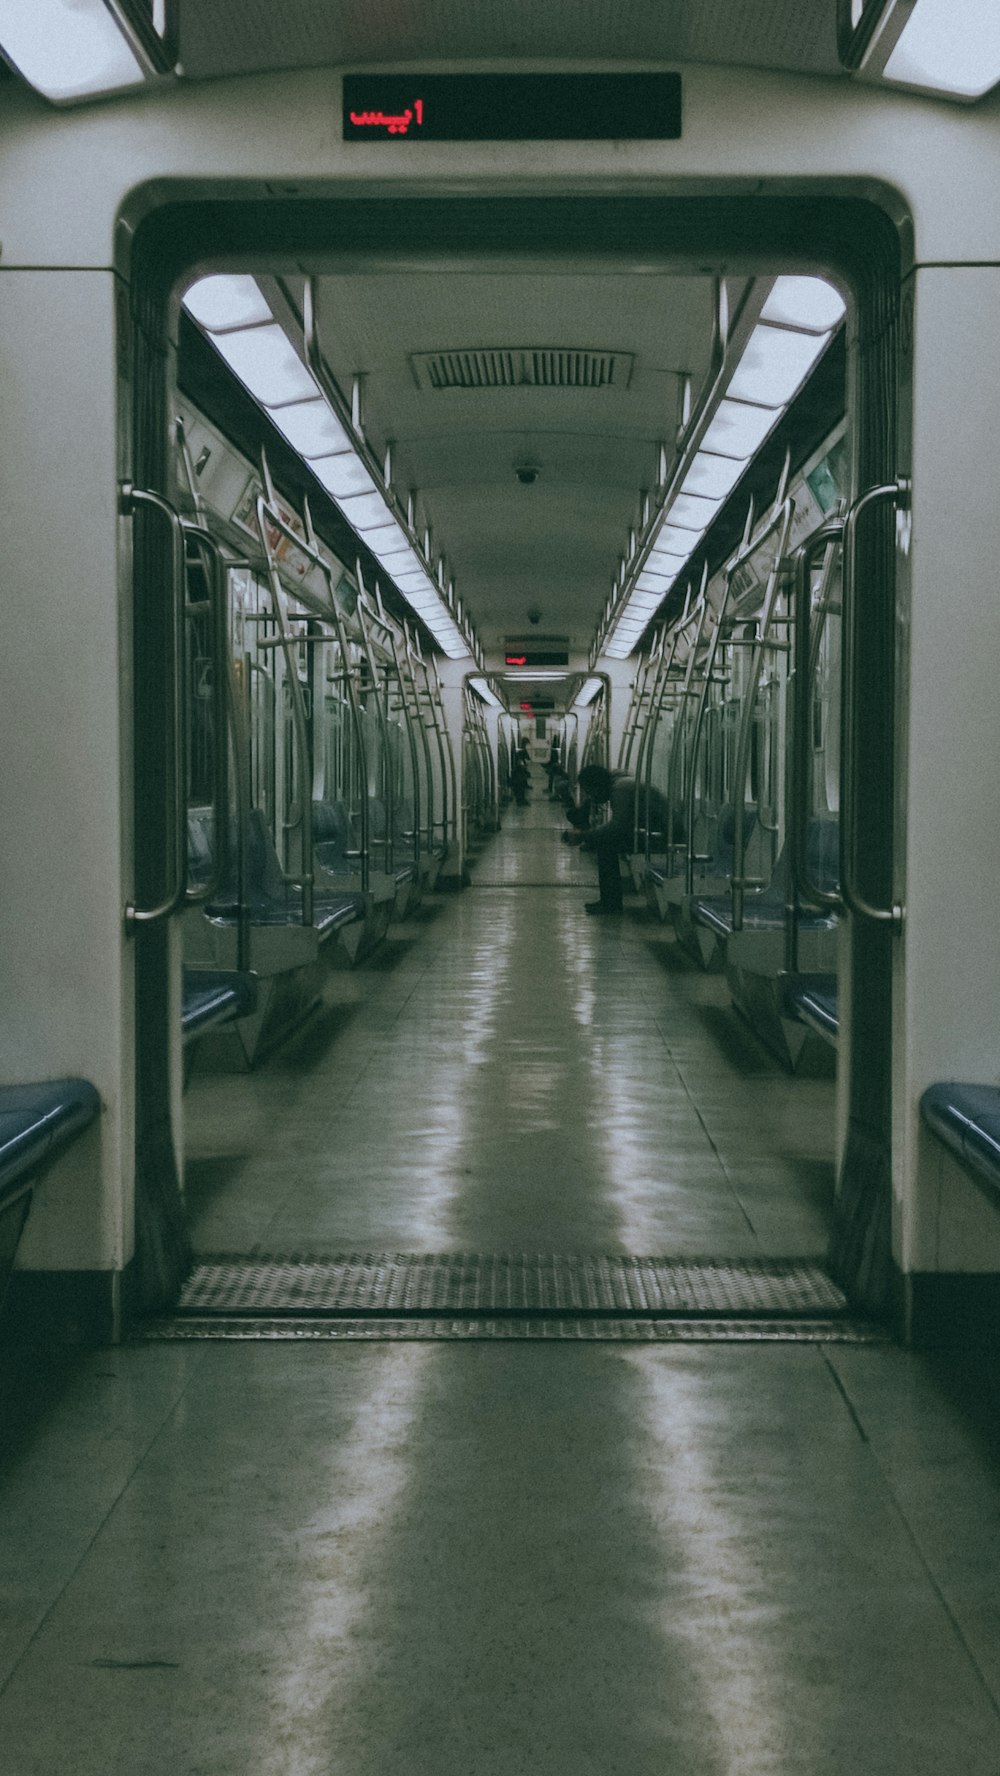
[510,745,531,805]
[562,764,670,915]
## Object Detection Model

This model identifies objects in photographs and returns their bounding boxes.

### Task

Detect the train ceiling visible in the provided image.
[306,269,720,654]
[175,2,841,83]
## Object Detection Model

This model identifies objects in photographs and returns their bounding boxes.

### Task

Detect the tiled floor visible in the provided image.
[4,798,1000,1771]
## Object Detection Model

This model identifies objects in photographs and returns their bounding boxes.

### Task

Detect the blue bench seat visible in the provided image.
[693,896,835,941]
[693,818,841,944]
[0,1079,100,1204]
[920,1083,1000,1202]
[182,969,258,1044]
[189,808,365,941]
[784,973,839,1046]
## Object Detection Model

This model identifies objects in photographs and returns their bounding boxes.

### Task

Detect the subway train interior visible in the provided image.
[2,2,1000,1768]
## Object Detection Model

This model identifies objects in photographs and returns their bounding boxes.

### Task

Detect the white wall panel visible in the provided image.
[0,269,131,1269]
[896,265,1000,1272]
[0,68,999,273]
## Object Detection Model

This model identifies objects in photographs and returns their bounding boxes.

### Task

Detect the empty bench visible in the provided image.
[920,1083,1000,1203]
[784,973,840,1047]
[182,969,258,1045]
[0,1079,100,1302]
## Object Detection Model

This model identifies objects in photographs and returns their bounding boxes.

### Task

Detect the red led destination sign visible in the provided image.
[504,651,569,667]
[343,74,682,142]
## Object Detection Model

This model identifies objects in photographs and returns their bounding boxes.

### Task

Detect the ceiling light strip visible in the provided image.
[599,276,845,661]
[302,278,476,663]
[181,274,477,663]
[0,0,150,103]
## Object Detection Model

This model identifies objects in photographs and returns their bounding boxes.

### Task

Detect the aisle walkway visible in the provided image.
[4,804,1000,1772]
[184,796,834,1257]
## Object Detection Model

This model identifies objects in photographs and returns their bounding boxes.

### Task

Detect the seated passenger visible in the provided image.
[510,748,531,806]
[562,765,671,916]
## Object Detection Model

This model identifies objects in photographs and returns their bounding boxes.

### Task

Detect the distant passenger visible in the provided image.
[562,764,671,916]
[510,746,531,806]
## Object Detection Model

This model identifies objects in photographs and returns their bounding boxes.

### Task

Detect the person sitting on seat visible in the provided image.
[510,746,531,806]
[562,764,670,916]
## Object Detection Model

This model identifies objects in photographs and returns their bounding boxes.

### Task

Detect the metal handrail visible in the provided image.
[254,491,316,924]
[426,652,458,852]
[121,483,187,933]
[684,504,756,897]
[635,622,682,857]
[353,558,399,877]
[789,521,845,921]
[384,619,427,867]
[839,480,909,932]
[619,625,663,774]
[298,491,372,894]
[181,524,232,909]
[662,566,710,878]
[642,578,700,866]
[729,491,796,931]
[402,622,440,852]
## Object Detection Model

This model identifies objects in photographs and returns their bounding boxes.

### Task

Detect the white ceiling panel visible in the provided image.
[306,268,716,649]
[177,1,841,83]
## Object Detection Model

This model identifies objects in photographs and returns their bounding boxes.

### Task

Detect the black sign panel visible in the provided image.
[505,651,569,667]
[343,74,682,142]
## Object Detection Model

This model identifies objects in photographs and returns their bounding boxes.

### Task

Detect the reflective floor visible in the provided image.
[184,796,835,1258]
[4,797,1000,1771]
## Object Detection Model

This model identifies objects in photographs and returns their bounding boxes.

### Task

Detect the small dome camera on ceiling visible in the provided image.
[515,463,539,485]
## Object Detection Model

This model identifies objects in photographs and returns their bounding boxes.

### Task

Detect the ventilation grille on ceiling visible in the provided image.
[410,347,634,391]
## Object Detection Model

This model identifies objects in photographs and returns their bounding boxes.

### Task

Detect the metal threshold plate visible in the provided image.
[170,1254,851,1319]
[138,1314,887,1344]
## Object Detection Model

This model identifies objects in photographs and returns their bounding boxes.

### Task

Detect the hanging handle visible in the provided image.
[121,483,187,933]
[839,480,909,932]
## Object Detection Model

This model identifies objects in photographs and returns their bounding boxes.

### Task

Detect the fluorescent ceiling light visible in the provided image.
[377,545,425,576]
[362,524,408,560]
[681,451,747,501]
[761,277,846,333]
[469,676,504,708]
[212,325,316,408]
[336,490,393,531]
[646,544,688,571]
[726,324,827,409]
[636,570,675,594]
[272,399,353,458]
[502,670,568,682]
[182,277,273,333]
[312,456,379,500]
[699,398,778,461]
[575,677,604,707]
[883,0,1000,97]
[187,275,474,661]
[0,0,146,102]
[657,522,703,553]
[668,491,720,531]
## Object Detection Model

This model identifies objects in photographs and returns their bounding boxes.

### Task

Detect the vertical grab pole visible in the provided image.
[728,491,796,933]
[255,458,315,923]
[180,524,232,908]
[121,483,188,932]
[839,481,908,932]
[784,521,845,975]
[353,559,399,881]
